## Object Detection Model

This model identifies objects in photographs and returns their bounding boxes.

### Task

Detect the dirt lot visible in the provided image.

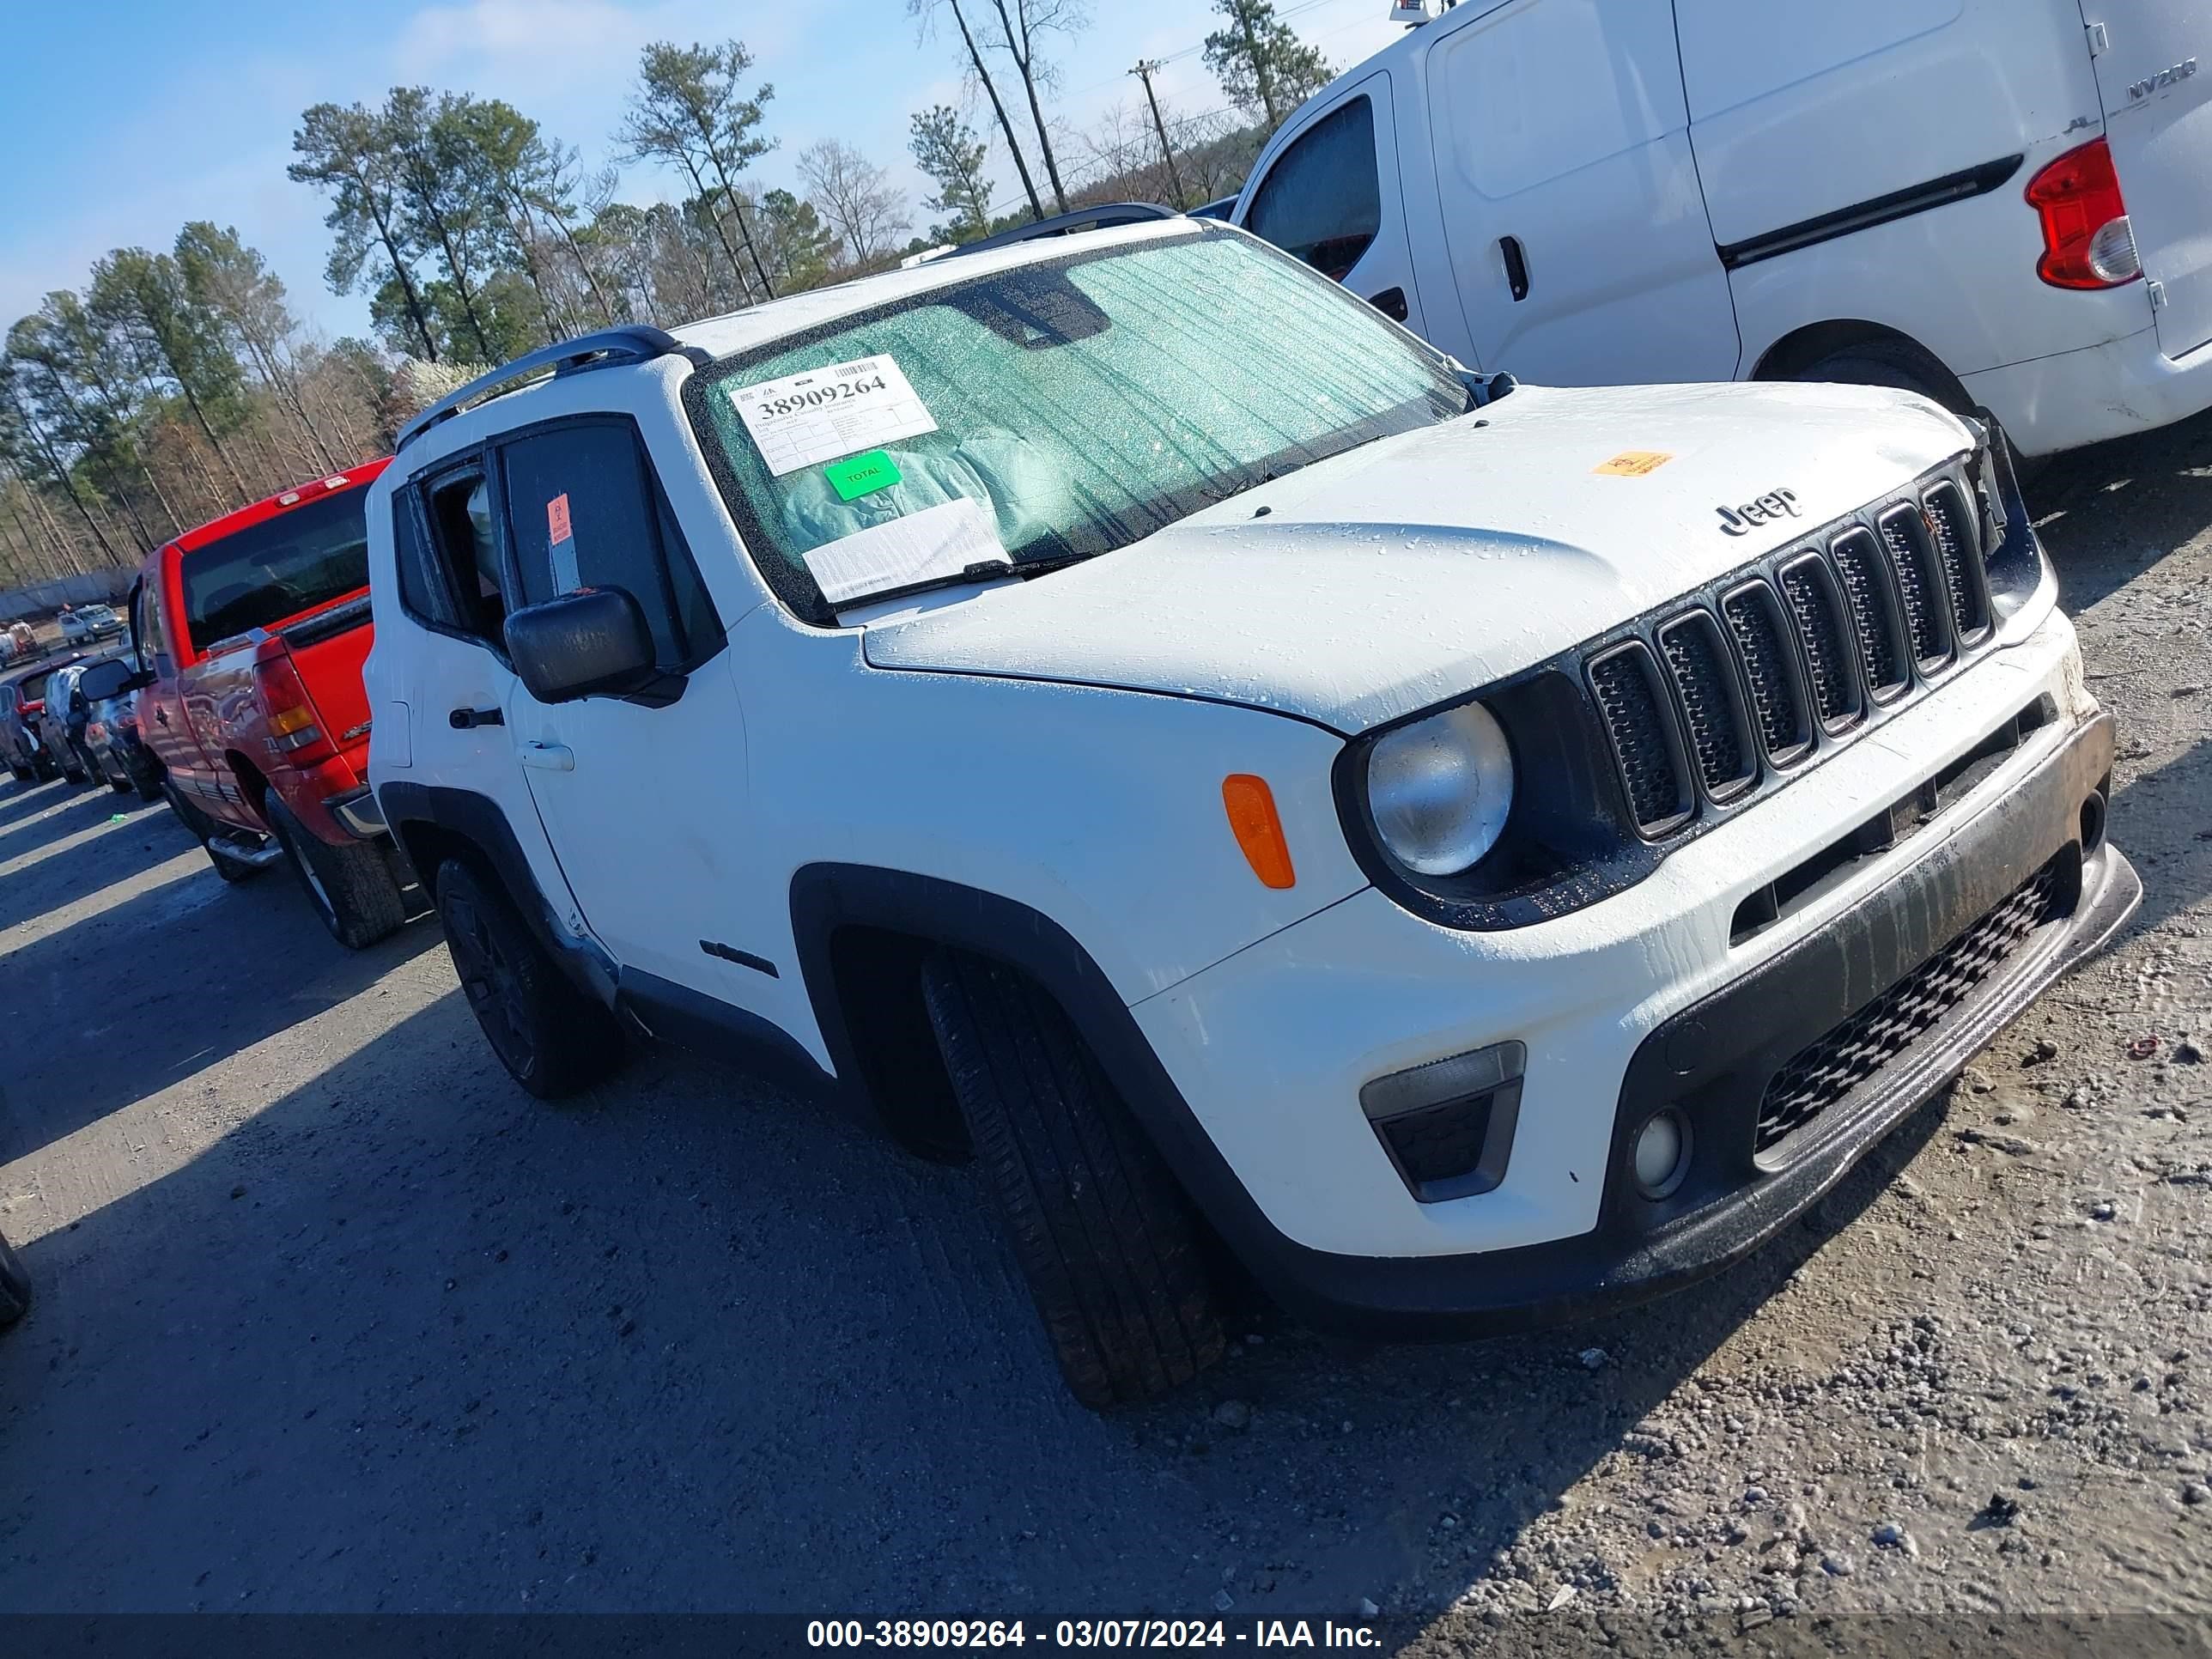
[2,414,2209,1647]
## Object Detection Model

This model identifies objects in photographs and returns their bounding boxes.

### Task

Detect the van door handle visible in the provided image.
[155,707,169,726]
[518,740,574,772]
[1499,235,1530,302]
[449,706,504,729]
[1367,286,1409,323]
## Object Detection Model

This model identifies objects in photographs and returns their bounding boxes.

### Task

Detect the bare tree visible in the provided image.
[908,0,1046,223]
[981,0,1087,215]
[796,142,914,271]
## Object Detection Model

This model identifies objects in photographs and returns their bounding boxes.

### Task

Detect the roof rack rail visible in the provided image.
[395,325,712,452]
[942,202,1183,259]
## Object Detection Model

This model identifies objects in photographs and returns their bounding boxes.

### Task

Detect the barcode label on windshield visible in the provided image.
[727,354,939,476]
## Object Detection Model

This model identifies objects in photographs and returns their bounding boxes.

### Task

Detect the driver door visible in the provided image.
[488,416,771,1014]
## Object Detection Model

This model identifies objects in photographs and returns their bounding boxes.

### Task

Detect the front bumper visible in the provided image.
[1132,617,2136,1334]
[1963,325,2212,457]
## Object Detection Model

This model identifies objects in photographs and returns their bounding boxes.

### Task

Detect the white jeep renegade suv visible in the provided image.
[363,219,2139,1407]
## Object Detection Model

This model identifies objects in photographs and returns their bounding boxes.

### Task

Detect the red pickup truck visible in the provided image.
[131,459,417,948]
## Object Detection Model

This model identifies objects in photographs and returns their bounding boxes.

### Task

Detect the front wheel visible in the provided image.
[921,950,1225,1409]
[265,792,406,950]
[434,860,623,1099]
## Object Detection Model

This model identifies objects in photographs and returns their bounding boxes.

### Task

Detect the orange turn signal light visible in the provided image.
[1222,774,1296,890]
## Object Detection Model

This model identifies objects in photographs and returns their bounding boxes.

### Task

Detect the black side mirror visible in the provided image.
[502,587,682,708]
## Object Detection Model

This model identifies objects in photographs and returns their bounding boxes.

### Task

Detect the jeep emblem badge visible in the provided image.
[1717,489,1802,537]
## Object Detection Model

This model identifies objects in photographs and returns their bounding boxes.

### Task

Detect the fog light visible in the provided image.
[1632,1109,1691,1200]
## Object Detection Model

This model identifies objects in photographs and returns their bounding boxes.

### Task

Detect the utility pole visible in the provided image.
[1130,59,1188,209]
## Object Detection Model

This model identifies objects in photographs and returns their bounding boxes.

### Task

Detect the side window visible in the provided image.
[1244,95,1382,282]
[496,419,724,672]
[392,487,461,632]
[134,579,171,674]
[420,464,512,645]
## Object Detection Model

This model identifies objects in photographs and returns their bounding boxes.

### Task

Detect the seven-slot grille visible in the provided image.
[1590,467,1996,838]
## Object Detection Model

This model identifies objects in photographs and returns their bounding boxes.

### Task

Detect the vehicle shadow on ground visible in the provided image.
[0,780,77,833]
[0,957,1946,1614]
[0,796,185,908]
[2109,733,2212,941]
[2031,405,2212,611]
[0,864,443,1164]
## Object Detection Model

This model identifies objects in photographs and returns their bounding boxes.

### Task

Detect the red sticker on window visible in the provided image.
[547,493,573,544]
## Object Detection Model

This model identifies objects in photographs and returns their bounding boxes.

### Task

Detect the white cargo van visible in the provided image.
[1233,0,2211,458]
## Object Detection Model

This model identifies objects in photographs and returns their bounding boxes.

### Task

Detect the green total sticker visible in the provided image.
[824,449,901,501]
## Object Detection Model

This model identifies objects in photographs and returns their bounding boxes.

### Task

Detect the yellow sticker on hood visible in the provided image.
[1594,451,1674,477]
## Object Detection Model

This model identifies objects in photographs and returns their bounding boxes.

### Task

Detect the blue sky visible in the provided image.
[0,0,1403,343]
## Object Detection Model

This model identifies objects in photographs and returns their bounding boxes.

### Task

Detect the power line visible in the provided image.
[1060,0,1358,102]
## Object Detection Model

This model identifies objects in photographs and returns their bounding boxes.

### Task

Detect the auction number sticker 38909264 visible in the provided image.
[728,353,939,476]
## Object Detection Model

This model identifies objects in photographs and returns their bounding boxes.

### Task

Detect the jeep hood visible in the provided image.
[860,381,1972,733]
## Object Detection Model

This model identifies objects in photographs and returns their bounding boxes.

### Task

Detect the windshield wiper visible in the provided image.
[836,550,1092,612]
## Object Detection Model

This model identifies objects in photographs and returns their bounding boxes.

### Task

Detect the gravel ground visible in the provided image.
[1,413,2209,1650]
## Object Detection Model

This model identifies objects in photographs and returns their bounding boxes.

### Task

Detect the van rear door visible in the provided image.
[1419,0,1741,385]
[2081,1,2212,358]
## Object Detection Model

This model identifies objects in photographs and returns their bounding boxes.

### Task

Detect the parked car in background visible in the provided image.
[76,653,164,799]
[58,603,125,645]
[0,655,87,783]
[1237,0,2212,459]
[133,459,413,947]
[33,659,106,784]
[367,224,2132,1407]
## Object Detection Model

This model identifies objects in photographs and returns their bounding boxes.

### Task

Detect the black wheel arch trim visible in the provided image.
[377,779,619,1004]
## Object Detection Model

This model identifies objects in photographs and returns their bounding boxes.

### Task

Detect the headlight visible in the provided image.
[1365,702,1515,875]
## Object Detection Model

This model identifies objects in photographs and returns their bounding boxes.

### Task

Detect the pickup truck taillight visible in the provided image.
[253,643,335,766]
[2027,137,2141,289]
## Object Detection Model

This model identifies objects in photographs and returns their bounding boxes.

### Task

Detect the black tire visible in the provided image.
[1790,341,1972,416]
[131,753,165,802]
[434,858,623,1099]
[33,752,58,781]
[921,950,1225,1409]
[265,792,406,950]
[107,774,132,794]
[9,763,30,784]
[0,1228,29,1328]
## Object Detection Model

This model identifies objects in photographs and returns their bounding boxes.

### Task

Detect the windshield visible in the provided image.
[684,228,1465,619]
[180,488,369,649]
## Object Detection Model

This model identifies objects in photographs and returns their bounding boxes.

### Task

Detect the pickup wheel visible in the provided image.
[920,950,1225,1409]
[130,752,165,802]
[434,859,622,1100]
[0,1228,29,1328]
[266,792,406,951]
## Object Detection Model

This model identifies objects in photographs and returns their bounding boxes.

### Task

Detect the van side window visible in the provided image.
[496,419,725,672]
[420,465,512,645]
[1245,95,1382,282]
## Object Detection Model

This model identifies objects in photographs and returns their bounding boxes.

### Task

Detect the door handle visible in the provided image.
[155,707,169,726]
[518,740,574,772]
[449,706,504,729]
[1367,286,1409,323]
[1499,235,1530,302]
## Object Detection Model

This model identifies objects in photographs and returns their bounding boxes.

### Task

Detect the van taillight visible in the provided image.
[253,646,331,763]
[2026,137,2141,289]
